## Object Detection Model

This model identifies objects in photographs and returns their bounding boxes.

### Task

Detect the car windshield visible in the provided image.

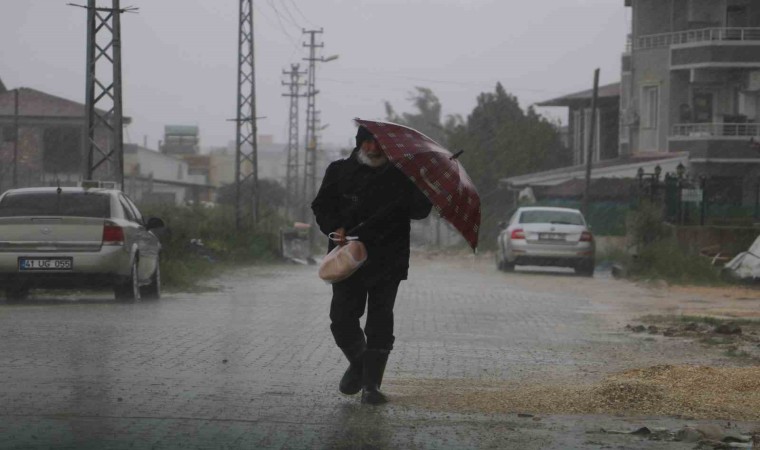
[0,192,110,218]
[519,210,584,225]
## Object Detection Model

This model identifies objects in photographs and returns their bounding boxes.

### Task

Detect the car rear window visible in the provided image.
[0,192,111,218]
[520,210,584,225]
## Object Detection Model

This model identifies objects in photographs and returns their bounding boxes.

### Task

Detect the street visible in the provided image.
[0,255,757,449]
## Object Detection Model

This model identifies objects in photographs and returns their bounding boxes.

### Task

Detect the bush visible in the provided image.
[626,200,670,247]
[138,203,282,290]
[629,238,724,285]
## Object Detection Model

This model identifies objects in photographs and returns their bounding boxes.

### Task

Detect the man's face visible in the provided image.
[358,138,388,167]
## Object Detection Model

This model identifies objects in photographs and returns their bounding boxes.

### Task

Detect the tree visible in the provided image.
[385,87,462,145]
[448,83,570,248]
[384,84,570,250]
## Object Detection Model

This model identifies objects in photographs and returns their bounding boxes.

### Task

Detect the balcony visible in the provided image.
[637,28,760,50]
[670,123,760,160]
[637,28,760,69]
[671,123,760,139]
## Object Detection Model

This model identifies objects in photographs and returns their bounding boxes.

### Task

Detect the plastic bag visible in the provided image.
[318,239,367,284]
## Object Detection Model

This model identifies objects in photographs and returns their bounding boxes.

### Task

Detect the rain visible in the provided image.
[0,1,759,448]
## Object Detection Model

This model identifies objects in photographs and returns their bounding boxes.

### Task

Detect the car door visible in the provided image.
[118,195,159,282]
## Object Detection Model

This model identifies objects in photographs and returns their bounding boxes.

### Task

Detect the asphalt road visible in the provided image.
[0,257,751,449]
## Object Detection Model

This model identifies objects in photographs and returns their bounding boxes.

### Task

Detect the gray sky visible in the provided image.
[0,0,629,150]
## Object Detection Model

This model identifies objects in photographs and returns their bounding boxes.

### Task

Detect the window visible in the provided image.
[118,196,137,222]
[641,86,659,129]
[519,210,584,226]
[123,195,143,224]
[0,192,110,218]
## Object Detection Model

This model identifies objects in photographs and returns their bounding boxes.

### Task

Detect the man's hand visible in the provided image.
[333,227,347,246]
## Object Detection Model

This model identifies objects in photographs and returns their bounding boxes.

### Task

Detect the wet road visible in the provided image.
[0,258,730,449]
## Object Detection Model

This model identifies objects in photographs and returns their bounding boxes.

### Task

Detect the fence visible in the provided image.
[535,199,628,236]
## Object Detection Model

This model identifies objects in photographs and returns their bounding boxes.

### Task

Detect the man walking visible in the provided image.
[311,125,432,405]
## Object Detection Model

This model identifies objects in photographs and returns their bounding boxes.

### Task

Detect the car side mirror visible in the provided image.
[146,217,165,230]
[498,221,507,230]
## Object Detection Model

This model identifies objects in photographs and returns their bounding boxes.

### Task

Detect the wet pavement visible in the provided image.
[0,258,754,449]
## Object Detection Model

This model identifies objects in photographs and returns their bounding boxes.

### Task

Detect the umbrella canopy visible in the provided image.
[355,119,481,250]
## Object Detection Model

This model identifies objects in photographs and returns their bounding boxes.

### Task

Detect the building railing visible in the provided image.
[637,28,760,50]
[671,122,760,138]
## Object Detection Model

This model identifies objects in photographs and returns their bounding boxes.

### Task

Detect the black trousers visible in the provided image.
[330,275,401,351]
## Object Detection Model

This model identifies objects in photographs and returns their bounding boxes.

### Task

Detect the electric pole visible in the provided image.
[73,0,136,187]
[234,0,259,230]
[302,29,338,248]
[582,68,600,217]
[282,63,307,221]
[302,29,323,228]
[12,89,18,188]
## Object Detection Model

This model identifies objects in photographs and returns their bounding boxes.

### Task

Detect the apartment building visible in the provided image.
[623,0,760,206]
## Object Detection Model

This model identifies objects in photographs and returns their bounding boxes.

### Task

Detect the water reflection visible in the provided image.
[324,402,392,450]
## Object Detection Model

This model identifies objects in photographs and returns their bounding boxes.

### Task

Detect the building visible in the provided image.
[621,0,760,207]
[160,125,200,156]
[123,144,214,205]
[537,82,622,166]
[0,80,128,192]
[505,0,760,212]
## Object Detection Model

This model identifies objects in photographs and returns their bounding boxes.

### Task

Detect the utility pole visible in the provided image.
[282,63,307,221]
[582,68,600,217]
[12,89,18,188]
[302,29,323,228]
[302,29,337,248]
[234,0,259,230]
[73,0,135,187]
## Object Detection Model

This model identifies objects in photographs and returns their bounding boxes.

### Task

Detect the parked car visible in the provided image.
[0,186,164,301]
[496,206,595,276]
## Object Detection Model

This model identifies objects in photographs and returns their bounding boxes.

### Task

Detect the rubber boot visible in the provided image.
[338,339,366,395]
[361,349,389,405]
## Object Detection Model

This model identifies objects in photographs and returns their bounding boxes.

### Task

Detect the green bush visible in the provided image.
[629,238,723,285]
[138,203,282,290]
[626,200,671,246]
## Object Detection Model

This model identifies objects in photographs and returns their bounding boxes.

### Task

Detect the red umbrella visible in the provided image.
[355,118,481,250]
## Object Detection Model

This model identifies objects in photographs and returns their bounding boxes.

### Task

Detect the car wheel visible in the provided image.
[5,285,30,303]
[575,261,595,277]
[140,261,161,300]
[114,259,140,301]
[503,261,516,272]
[496,247,506,271]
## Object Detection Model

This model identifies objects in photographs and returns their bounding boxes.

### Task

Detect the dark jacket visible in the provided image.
[311,149,432,285]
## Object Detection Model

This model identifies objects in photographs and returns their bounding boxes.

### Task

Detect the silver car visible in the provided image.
[496,206,595,276]
[0,187,164,301]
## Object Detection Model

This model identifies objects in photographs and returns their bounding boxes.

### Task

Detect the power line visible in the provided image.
[285,0,316,28]
[251,2,301,54]
[273,0,302,29]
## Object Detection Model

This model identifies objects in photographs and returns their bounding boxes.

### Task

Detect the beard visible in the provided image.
[357,150,388,168]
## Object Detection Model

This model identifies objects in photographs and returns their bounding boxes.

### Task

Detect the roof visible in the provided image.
[533,177,636,201]
[502,152,690,188]
[537,82,621,107]
[3,187,116,195]
[516,206,582,213]
[0,77,6,93]
[0,87,131,123]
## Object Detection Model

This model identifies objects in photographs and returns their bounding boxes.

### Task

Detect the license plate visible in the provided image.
[18,257,73,271]
[539,233,565,241]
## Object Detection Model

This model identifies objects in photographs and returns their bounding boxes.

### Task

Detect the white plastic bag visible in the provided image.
[318,235,367,284]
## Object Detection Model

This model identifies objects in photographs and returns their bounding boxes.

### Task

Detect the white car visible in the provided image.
[496,206,595,276]
[0,187,164,301]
